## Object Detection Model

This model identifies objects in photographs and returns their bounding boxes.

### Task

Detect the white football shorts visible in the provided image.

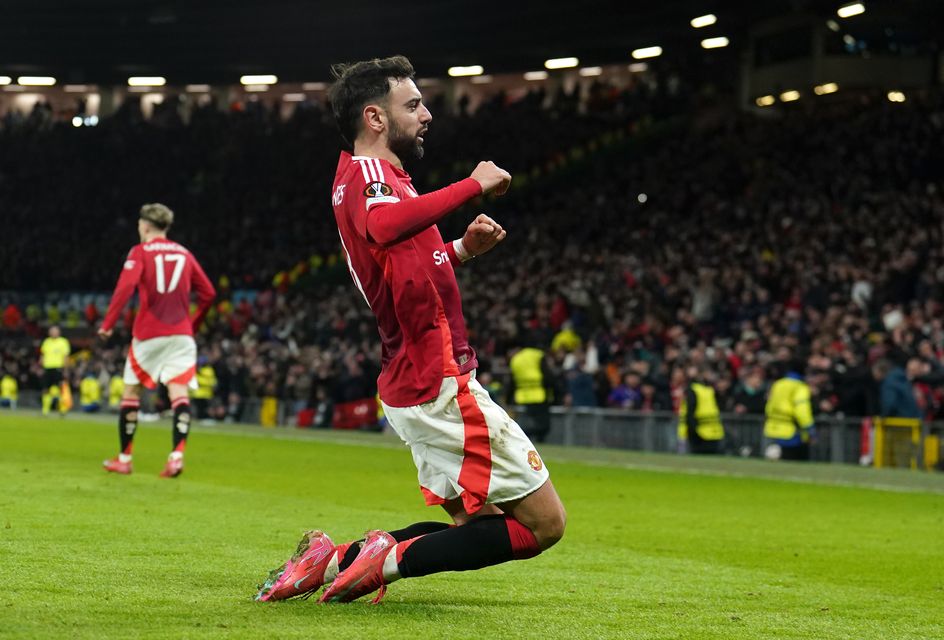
[123,335,198,390]
[382,372,550,514]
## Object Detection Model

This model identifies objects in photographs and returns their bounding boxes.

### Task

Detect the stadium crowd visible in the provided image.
[2,79,944,427]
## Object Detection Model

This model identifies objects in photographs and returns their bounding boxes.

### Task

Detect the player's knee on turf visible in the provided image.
[533,504,567,550]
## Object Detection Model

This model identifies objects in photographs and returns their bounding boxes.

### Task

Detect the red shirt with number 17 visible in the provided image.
[101,238,216,340]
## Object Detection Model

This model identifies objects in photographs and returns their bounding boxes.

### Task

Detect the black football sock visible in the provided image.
[118,399,140,457]
[396,514,540,578]
[171,398,191,455]
[338,521,452,572]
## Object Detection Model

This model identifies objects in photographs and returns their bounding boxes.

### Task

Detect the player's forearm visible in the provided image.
[191,305,211,331]
[366,178,481,246]
[101,285,135,330]
[190,296,214,331]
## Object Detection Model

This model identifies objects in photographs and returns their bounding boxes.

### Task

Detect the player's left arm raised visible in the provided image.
[444,214,507,264]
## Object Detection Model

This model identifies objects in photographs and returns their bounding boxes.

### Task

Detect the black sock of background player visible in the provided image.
[338,521,452,571]
[118,400,139,455]
[171,399,191,453]
[397,515,540,578]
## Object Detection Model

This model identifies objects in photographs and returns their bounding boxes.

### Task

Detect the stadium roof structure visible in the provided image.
[1,0,941,85]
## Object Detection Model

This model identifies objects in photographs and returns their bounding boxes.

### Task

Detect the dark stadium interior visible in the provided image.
[2,1,944,468]
[3,1,942,83]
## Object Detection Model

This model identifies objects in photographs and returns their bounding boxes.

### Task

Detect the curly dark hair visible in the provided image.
[328,55,415,149]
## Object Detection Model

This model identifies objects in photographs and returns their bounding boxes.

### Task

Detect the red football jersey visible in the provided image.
[102,238,216,340]
[332,152,482,407]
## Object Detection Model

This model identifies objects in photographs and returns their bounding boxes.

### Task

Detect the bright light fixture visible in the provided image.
[632,46,662,59]
[837,3,865,18]
[0,76,11,85]
[244,84,269,92]
[128,76,165,87]
[887,90,906,103]
[239,74,277,85]
[447,65,483,77]
[701,37,729,49]
[17,76,56,86]
[826,19,840,31]
[579,66,603,77]
[72,116,83,127]
[523,71,549,81]
[780,90,800,102]
[756,95,776,107]
[544,57,578,70]
[814,82,839,95]
[690,14,717,28]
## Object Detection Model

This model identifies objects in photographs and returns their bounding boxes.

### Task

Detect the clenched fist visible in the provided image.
[470,161,512,196]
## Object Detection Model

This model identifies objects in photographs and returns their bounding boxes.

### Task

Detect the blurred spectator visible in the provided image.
[872,358,921,420]
[730,367,767,415]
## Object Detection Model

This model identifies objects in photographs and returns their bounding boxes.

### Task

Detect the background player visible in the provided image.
[256,55,566,604]
[98,203,216,477]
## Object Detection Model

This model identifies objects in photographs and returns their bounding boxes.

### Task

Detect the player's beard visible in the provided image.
[388,119,425,162]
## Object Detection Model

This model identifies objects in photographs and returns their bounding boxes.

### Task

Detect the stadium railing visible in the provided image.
[7,390,942,469]
[509,406,943,468]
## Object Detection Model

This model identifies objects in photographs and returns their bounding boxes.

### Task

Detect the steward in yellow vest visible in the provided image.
[191,361,218,421]
[509,344,553,442]
[764,368,815,461]
[0,373,18,409]
[678,373,725,454]
[80,373,102,412]
[108,374,125,410]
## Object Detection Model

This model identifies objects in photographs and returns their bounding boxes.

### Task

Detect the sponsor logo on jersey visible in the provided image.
[363,182,393,198]
[527,450,543,472]
[432,250,450,266]
[333,184,346,206]
[124,260,136,270]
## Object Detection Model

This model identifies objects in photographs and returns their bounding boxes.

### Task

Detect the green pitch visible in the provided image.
[1,413,942,640]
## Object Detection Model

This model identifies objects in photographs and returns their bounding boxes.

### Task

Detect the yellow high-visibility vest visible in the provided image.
[510,348,547,405]
[678,383,725,441]
[1,375,18,402]
[191,365,217,400]
[40,337,71,369]
[764,377,814,441]
[108,376,125,408]
[80,377,102,406]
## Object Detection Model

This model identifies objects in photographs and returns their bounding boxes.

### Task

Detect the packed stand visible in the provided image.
[2,82,944,429]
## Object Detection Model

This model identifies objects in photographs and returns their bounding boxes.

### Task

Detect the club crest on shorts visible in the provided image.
[364,182,393,198]
[527,450,543,471]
